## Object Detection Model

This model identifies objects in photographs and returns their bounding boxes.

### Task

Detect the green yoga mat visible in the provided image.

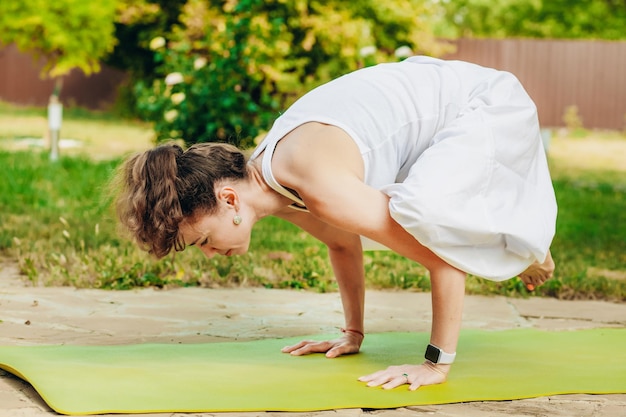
[0,328,624,415]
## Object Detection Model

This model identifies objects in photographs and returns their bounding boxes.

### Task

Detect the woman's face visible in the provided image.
[179,206,251,259]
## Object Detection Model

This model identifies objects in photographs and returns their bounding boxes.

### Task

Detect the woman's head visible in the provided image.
[114,142,249,258]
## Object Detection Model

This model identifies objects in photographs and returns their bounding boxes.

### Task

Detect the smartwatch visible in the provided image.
[424,343,456,364]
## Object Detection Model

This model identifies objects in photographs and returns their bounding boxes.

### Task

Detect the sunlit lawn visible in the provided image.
[0,102,153,160]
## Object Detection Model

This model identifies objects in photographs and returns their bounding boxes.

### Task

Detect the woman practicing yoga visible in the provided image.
[115,56,557,390]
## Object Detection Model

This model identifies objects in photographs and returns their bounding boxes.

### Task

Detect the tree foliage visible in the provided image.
[436,0,626,40]
[135,0,451,147]
[0,0,118,77]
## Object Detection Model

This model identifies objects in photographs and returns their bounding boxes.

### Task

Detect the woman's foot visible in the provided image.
[519,250,555,289]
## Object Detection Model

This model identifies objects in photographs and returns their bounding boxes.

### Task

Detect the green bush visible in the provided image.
[134,0,279,147]
[134,0,450,147]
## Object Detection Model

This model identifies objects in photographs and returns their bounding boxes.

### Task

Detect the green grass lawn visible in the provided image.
[0,104,624,300]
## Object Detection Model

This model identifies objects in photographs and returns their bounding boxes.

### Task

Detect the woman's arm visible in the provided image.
[276,210,366,357]
[303,179,466,388]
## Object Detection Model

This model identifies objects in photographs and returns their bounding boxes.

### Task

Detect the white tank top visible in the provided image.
[249,56,497,195]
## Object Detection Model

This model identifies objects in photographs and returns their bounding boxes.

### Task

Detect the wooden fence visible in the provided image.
[0,43,126,110]
[443,38,626,130]
[1,39,625,129]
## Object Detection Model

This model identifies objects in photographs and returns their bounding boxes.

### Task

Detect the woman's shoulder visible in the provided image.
[272,123,365,189]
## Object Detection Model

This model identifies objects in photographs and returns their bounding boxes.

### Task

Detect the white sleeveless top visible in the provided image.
[249,56,557,281]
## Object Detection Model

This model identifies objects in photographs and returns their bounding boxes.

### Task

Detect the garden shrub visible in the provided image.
[134,0,450,148]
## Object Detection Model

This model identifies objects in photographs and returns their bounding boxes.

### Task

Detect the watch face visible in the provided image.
[425,344,441,363]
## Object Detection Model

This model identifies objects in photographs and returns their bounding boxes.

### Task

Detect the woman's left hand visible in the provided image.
[358,362,449,390]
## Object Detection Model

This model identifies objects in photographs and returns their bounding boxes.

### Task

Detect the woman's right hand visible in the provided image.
[281,330,363,358]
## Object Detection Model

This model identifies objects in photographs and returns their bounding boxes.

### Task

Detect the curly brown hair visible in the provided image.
[113,142,249,258]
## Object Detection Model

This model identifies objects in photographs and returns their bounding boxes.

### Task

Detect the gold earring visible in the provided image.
[233,214,242,225]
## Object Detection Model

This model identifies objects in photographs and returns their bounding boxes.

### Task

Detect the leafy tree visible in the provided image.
[436,0,626,40]
[0,0,184,113]
[135,0,451,147]
[531,0,626,39]
[0,0,118,78]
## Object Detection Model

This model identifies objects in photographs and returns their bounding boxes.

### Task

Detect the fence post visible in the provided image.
[48,95,63,162]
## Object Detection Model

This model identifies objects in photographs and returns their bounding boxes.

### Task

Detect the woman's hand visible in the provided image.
[358,361,449,390]
[281,330,363,358]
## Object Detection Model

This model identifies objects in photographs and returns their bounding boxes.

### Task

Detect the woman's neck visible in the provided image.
[245,160,294,219]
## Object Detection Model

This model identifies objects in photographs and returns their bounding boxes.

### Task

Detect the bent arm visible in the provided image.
[276,211,365,343]
[297,175,466,358]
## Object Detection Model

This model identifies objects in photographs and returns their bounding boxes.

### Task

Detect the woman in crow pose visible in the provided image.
[115,56,557,390]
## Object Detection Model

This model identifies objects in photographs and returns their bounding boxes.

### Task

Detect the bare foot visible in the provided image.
[519,250,555,288]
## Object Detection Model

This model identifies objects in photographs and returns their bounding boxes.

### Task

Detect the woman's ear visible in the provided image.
[217,186,239,209]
